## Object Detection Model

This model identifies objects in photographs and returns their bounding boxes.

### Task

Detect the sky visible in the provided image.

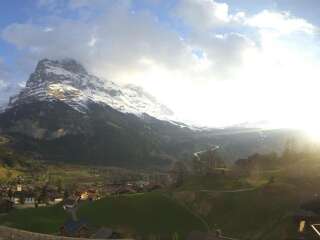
[1,0,320,130]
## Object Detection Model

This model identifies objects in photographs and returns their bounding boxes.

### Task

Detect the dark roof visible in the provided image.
[63,198,76,206]
[91,227,113,239]
[61,219,88,235]
[292,209,318,217]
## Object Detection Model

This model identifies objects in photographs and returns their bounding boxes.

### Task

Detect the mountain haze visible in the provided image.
[0,59,197,168]
[0,59,300,168]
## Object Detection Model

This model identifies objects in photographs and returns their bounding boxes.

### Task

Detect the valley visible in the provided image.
[1,143,320,239]
[0,59,318,240]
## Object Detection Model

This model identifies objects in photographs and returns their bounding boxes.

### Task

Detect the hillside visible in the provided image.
[172,148,320,240]
[0,59,199,168]
[0,58,306,169]
[0,192,207,239]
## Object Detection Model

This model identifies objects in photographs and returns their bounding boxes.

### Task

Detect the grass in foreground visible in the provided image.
[0,192,207,239]
[178,174,251,191]
[79,192,206,238]
[0,204,67,234]
[203,185,299,240]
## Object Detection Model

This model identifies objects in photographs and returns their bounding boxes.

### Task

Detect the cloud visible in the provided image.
[3,0,257,83]
[246,10,317,35]
[174,0,231,31]
[172,0,256,79]
[0,59,22,108]
[2,0,320,126]
[2,1,192,75]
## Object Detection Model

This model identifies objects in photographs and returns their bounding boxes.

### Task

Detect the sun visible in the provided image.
[303,127,320,142]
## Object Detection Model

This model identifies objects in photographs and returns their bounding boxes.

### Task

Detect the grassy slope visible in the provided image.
[178,174,251,191]
[0,192,207,239]
[202,185,298,240]
[174,170,305,240]
[0,204,67,234]
[79,193,206,238]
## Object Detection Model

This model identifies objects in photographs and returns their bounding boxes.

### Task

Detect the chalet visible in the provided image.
[80,191,89,200]
[25,196,35,204]
[79,189,98,201]
[16,184,22,192]
[9,197,20,204]
[63,198,77,210]
[53,197,63,204]
[87,189,98,201]
[24,191,35,204]
[90,227,120,239]
[135,180,150,188]
[291,209,319,235]
[60,219,89,238]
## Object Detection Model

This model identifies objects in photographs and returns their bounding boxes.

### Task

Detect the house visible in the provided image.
[16,184,22,192]
[53,197,63,203]
[80,191,89,200]
[24,197,35,204]
[63,198,77,210]
[60,219,89,238]
[24,191,35,204]
[291,209,319,235]
[87,189,98,201]
[135,180,150,188]
[90,227,120,239]
[10,197,20,204]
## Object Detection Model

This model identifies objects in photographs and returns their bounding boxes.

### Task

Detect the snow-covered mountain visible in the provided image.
[9,58,174,120]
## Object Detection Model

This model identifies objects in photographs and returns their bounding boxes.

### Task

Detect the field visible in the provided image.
[0,192,207,239]
[2,158,320,239]
[0,203,66,234]
[177,173,252,191]
[172,160,320,240]
[187,185,299,239]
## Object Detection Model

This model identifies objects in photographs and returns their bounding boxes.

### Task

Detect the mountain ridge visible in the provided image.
[0,58,299,169]
[8,58,174,121]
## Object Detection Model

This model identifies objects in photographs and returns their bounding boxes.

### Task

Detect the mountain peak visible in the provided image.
[9,58,175,120]
[37,58,87,75]
[25,58,97,91]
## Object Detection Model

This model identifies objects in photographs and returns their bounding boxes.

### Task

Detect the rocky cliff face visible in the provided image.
[0,59,192,168]
[9,59,174,119]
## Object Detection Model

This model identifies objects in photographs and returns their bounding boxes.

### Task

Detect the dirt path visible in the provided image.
[199,187,257,193]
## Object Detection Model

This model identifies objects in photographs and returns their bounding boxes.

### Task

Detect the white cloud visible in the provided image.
[3,2,190,69]
[2,0,320,127]
[246,10,317,35]
[0,60,21,108]
[174,0,230,31]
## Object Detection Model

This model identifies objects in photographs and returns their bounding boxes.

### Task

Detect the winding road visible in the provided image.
[193,145,220,161]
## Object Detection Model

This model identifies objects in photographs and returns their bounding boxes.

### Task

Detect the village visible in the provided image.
[0,173,172,208]
[0,169,177,239]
